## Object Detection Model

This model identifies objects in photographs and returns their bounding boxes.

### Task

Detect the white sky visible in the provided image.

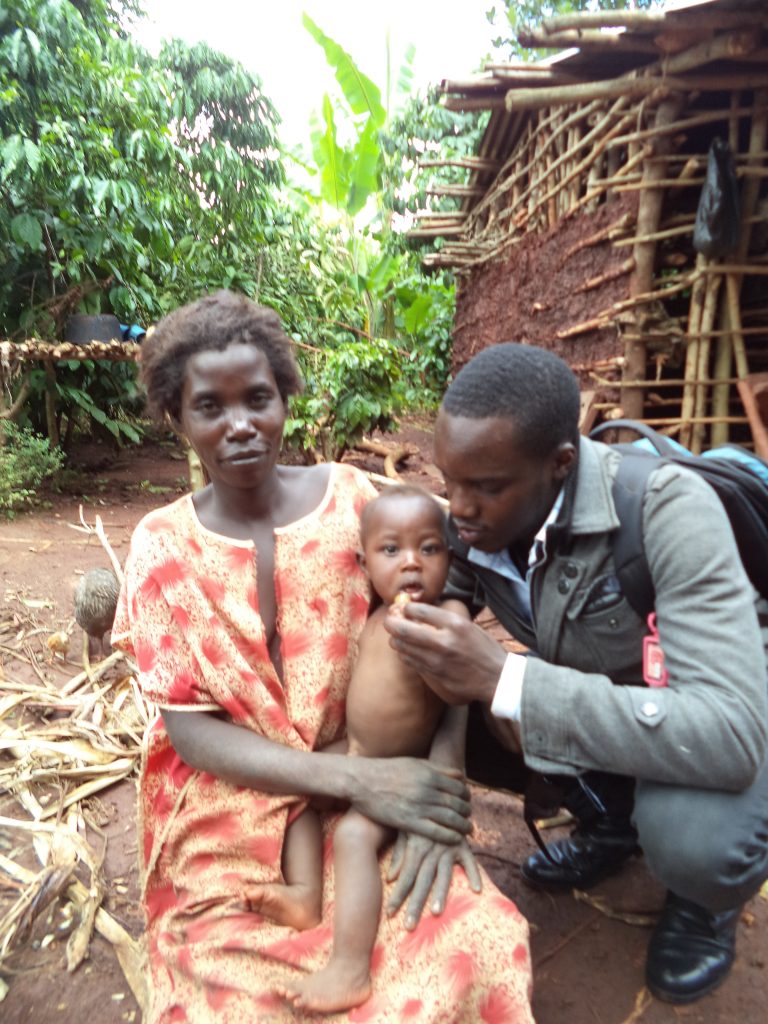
[135,1,499,148]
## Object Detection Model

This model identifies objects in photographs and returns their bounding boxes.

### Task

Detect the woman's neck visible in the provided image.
[194,468,286,538]
[191,463,332,540]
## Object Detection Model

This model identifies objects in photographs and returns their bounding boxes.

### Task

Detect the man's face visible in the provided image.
[433,411,574,553]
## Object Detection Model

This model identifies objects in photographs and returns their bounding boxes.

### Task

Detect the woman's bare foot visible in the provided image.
[277,959,372,1014]
[247,882,321,931]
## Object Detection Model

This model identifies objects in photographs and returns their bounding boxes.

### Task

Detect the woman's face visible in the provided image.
[179,343,286,489]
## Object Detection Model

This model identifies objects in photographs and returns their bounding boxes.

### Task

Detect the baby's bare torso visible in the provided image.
[345,605,445,759]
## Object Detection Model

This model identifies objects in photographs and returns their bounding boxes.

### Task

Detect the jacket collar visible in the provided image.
[566,436,621,535]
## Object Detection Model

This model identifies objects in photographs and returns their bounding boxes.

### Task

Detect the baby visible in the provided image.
[268,484,471,1014]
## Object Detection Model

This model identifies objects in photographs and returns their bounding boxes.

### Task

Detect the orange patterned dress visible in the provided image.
[113,463,533,1024]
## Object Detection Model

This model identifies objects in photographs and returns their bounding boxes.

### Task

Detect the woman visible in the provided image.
[113,290,533,1023]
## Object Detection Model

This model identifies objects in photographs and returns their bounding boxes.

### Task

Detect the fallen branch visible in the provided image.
[355,438,419,481]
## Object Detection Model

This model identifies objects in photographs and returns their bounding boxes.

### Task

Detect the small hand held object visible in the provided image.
[388,592,413,619]
[643,613,668,687]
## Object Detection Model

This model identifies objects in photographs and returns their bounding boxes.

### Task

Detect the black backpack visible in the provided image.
[589,420,768,618]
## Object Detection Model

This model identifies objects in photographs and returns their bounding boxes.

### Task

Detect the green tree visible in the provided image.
[0,0,282,339]
[0,0,285,446]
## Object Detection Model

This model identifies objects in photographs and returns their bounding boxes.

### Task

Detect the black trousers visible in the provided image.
[465,701,768,912]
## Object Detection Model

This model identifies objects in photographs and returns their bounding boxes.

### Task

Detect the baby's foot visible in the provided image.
[277,959,372,1014]
[248,883,321,931]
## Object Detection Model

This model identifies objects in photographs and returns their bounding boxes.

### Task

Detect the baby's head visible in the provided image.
[358,485,450,607]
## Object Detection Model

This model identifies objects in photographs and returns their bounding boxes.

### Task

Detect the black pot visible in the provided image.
[64,314,122,344]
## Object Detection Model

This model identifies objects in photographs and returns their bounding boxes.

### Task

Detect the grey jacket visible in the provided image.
[445,437,767,790]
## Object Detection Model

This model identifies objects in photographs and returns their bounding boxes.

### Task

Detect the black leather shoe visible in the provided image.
[646,892,741,1004]
[520,817,640,890]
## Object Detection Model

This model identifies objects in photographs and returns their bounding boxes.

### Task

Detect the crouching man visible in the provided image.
[386,343,768,1004]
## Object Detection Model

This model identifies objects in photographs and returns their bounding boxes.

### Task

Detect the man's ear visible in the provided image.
[552,441,577,481]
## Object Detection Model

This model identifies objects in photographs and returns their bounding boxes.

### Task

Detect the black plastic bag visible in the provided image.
[693,137,740,259]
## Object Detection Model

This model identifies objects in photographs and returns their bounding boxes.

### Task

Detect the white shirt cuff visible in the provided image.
[490,653,527,722]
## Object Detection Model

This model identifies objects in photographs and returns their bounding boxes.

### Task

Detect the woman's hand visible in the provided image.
[385,832,482,930]
[347,756,471,844]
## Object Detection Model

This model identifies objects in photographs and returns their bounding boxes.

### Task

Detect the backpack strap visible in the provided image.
[609,452,658,619]
[590,418,683,457]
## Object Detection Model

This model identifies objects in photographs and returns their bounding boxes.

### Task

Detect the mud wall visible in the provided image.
[451,195,639,381]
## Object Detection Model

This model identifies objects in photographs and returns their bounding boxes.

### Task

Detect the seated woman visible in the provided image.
[113,289,534,1023]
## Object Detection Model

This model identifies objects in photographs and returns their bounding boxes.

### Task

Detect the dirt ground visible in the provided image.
[1,417,766,1024]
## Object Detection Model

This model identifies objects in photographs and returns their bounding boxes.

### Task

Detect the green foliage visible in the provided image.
[22,358,144,446]
[284,334,406,463]
[0,0,282,339]
[395,270,456,407]
[0,422,65,515]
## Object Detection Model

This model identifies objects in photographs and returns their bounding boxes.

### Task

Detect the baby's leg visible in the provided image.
[279,809,391,1013]
[248,807,322,930]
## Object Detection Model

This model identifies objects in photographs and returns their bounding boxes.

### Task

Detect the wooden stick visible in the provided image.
[714,88,768,444]
[0,374,32,422]
[692,273,725,453]
[418,157,499,171]
[591,377,740,389]
[567,142,650,217]
[623,417,750,426]
[500,103,634,228]
[563,213,636,260]
[504,74,768,114]
[624,95,685,422]
[680,255,709,448]
[518,29,659,54]
[608,106,754,151]
[614,221,695,246]
[701,264,768,275]
[575,258,635,294]
[711,91,742,445]
[557,316,612,341]
[726,274,750,381]
[613,177,705,192]
[541,9,758,33]
[6,340,140,362]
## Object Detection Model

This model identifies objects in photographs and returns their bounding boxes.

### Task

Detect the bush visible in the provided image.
[0,422,65,515]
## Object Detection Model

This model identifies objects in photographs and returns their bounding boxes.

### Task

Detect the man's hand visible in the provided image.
[385,832,482,930]
[347,757,472,845]
[384,602,506,705]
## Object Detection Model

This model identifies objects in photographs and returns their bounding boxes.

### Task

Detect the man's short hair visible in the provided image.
[442,343,580,456]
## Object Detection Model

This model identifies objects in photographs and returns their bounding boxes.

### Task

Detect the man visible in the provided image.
[386,343,768,1004]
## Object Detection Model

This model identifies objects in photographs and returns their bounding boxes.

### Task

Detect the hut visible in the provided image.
[414,0,768,455]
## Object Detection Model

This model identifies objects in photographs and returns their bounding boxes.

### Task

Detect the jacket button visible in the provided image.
[609,617,619,629]
[557,578,570,594]
[641,701,659,718]
[564,562,578,578]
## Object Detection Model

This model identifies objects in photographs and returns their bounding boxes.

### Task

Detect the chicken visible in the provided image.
[46,630,71,660]
[73,567,120,663]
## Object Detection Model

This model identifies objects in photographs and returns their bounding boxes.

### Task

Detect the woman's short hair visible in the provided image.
[442,343,581,456]
[140,290,304,423]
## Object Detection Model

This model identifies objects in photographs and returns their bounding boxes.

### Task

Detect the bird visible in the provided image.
[74,567,121,665]
[46,630,71,660]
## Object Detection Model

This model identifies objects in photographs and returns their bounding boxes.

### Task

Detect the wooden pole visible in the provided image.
[504,74,768,114]
[692,273,724,453]
[680,256,708,449]
[541,9,758,33]
[712,89,768,445]
[623,95,685,424]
